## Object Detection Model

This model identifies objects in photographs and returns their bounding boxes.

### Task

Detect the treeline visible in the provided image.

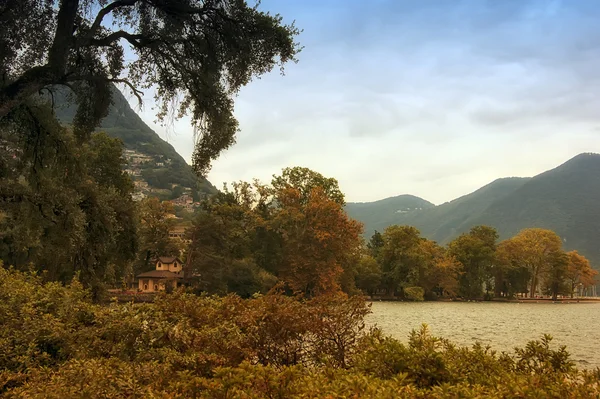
[140,167,363,297]
[1,266,599,398]
[361,225,597,301]
[142,166,597,301]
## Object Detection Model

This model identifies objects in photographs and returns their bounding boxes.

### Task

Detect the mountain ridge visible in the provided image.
[51,86,216,199]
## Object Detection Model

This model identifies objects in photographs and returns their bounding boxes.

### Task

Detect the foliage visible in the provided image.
[187,169,363,297]
[0,103,136,296]
[1,0,301,175]
[498,228,564,298]
[272,166,346,206]
[448,226,498,300]
[403,286,425,301]
[135,197,182,273]
[565,250,598,298]
[1,266,599,398]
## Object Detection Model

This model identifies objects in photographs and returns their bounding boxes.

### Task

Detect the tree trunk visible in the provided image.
[0,0,79,119]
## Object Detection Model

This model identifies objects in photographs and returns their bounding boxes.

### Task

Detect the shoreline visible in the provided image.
[368,297,600,304]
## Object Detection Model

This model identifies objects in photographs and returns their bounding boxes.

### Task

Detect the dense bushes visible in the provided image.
[1,266,599,398]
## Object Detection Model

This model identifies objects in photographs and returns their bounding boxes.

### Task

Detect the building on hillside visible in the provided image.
[132,192,147,202]
[169,226,188,241]
[172,194,194,206]
[134,180,149,190]
[136,256,185,292]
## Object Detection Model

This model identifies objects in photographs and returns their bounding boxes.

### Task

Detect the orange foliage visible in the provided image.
[272,187,363,296]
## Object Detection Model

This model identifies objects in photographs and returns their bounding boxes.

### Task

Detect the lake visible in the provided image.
[367,301,600,369]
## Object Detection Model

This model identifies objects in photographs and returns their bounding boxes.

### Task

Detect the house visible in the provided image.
[168,225,187,241]
[136,256,185,292]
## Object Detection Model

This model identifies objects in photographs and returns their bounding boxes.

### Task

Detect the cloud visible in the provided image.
[126,0,600,204]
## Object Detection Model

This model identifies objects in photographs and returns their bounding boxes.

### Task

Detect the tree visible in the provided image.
[272,167,346,206]
[447,226,498,300]
[565,251,598,298]
[430,252,462,298]
[354,254,382,296]
[273,186,363,296]
[503,228,564,298]
[186,188,266,295]
[367,230,384,258]
[496,239,531,298]
[1,0,300,173]
[379,225,424,296]
[0,104,137,296]
[543,250,569,301]
[136,197,181,272]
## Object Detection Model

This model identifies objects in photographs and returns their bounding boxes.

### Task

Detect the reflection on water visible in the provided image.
[367,301,600,369]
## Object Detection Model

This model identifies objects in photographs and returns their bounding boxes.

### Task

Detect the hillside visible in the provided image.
[51,86,216,199]
[346,153,600,265]
[466,153,600,263]
[345,195,435,233]
[346,178,529,238]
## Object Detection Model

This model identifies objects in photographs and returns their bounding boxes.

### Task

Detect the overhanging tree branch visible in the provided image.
[88,0,140,38]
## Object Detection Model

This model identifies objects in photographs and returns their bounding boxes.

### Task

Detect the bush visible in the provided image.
[0,266,598,398]
[404,286,425,301]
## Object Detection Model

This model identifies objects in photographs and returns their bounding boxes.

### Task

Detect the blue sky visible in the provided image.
[133,0,600,204]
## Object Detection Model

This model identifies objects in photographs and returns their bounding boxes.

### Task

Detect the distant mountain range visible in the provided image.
[346,153,600,267]
[52,86,216,199]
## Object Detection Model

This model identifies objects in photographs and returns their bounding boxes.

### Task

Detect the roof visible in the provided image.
[136,270,183,279]
[157,256,182,264]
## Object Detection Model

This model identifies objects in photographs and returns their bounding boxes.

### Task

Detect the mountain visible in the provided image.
[52,86,216,199]
[345,195,435,234]
[346,153,600,266]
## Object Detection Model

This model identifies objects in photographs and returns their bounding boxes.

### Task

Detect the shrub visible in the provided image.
[404,286,425,301]
[0,266,598,398]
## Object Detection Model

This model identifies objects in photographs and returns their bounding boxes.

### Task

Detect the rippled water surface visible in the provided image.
[367,301,600,369]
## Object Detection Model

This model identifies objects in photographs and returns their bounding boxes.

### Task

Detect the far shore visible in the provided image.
[368,296,600,304]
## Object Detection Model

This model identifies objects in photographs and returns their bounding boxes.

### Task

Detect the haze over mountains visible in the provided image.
[346,153,600,266]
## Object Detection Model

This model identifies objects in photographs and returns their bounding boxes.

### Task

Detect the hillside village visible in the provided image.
[123,148,203,212]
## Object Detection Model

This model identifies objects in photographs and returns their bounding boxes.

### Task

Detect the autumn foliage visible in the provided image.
[1,265,599,398]
[186,167,363,297]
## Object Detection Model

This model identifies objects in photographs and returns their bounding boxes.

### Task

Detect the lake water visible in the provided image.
[367,301,600,369]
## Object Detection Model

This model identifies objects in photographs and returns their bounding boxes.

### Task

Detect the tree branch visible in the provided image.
[66,74,144,106]
[89,0,140,36]
[109,79,144,106]
[88,30,147,48]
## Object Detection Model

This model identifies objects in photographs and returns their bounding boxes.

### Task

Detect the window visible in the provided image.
[154,281,159,291]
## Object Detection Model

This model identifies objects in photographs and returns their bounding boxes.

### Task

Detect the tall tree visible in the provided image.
[543,250,569,301]
[367,230,384,259]
[136,197,181,272]
[0,104,137,295]
[565,250,598,298]
[447,226,498,300]
[379,225,424,296]
[496,239,531,298]
[1,0,300,173]
[272,167,346,206]
[272,186,363,296]
[501,228,564,298]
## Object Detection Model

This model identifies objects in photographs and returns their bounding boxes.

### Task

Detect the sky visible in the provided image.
[132,0,600,205]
